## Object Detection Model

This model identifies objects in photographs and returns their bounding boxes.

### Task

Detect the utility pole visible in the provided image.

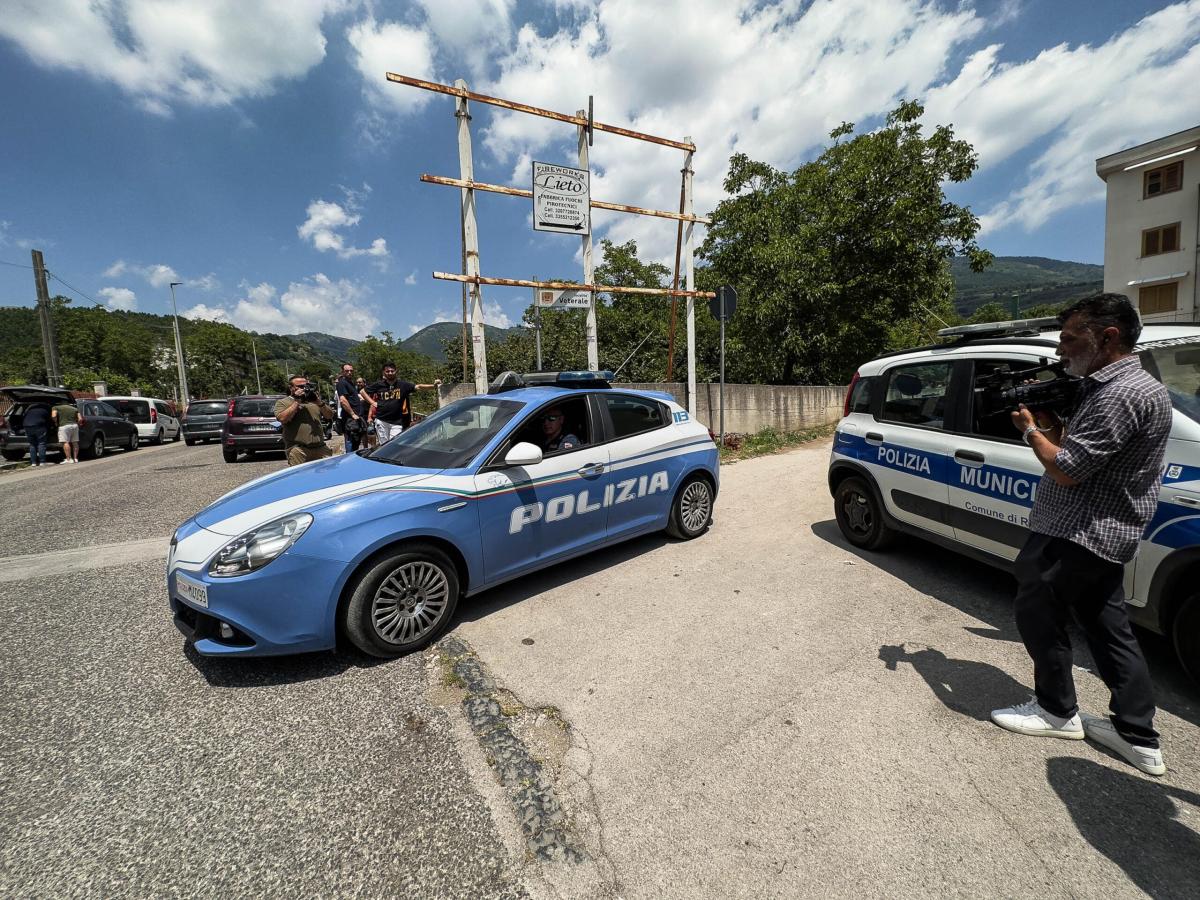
[168,281,190,403]
[456,79,488,394]
[251,338,262,394]
[578,107,598,371]
[533,277,543,371]
[31,250,62,385]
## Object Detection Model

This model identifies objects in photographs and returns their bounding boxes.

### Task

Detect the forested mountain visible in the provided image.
[402,321,522,361]
[950,256,1103,317]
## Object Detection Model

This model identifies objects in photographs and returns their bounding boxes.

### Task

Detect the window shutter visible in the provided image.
[1164,162,1182,191]
[1163,224,1179,253]
[1144,230,1160,255]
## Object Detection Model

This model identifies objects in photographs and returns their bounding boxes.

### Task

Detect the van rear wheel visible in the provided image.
[834,475,895,550]
[1173,592,1200,686]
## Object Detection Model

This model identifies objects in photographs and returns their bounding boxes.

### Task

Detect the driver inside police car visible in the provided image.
[990,293,1172,777]
[538,405,580,453]
[275,374,334,467]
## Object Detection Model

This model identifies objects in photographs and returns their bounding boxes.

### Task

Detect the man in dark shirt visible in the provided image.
[367,362,440,445]
[334,363,367,453]
[991,293,1172,777]
[22,400,52,467]
[538,405,580,453]
[275,375,334,466]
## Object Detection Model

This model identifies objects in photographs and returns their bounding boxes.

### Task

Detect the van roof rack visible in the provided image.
[937,316,1059,339]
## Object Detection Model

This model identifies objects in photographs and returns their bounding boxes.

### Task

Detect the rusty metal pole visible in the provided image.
[455,79,488,393]
[682,139,697,417]
[578,109,598,371]
[666,171,687,382]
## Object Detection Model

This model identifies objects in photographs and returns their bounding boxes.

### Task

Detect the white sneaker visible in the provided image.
[991,697,1085,739]
[1081,713,1166,776]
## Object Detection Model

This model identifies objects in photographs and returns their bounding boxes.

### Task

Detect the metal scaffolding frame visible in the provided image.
[387,72,714,414]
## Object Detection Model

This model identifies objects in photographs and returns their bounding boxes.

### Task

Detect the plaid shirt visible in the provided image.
[1029,355,1172,563]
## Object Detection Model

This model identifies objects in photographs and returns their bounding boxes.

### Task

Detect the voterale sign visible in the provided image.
[533,161,590,235]
[536,289,591,309]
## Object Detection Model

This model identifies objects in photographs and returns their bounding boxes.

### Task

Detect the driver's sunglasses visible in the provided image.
[541,414,563,422]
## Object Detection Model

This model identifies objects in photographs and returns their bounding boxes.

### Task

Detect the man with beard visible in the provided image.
[990,293,1171,776]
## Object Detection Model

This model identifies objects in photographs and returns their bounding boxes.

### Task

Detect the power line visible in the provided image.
[0,258,35,270]
[46,271,102,307]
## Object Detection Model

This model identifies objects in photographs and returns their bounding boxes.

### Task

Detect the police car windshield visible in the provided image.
[1139,336,1200,425]
[367,397,522,469]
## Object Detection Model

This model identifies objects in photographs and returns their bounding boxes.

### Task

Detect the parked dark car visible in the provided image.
[221,395,286,463]
[182,398,229,445]
[1,385,140,461]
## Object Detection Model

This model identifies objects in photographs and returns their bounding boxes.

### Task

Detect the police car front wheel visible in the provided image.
[834,475,895,551]
[344,544,460,658]
[666,476,713,540]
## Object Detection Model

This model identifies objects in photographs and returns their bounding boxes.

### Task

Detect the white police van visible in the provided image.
[827,319,1200,682]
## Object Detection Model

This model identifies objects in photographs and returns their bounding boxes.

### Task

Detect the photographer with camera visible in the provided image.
[275,375,335,466]
[990,293,1172,776]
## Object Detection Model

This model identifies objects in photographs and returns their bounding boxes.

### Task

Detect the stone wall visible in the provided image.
[437,381,846,433]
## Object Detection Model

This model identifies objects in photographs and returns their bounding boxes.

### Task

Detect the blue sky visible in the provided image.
[1,0,1197,340]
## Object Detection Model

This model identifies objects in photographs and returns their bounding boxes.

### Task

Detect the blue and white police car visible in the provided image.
[828,320,1200,681]
[168,371,718,658]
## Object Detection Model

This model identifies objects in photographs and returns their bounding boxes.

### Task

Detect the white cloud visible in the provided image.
[347,16,438,117]
[182,274,379,339]
[0,0,348,113]
[298,199,390,264]
[189,272,221,292]
[924,1,1200,232]
[472,0,986,265]
[404,270,418,285]
[427,302,512,329]
[98,286,137,311]
[103,259,182,288]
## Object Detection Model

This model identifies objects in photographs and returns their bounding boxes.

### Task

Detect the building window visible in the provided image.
[1142,222,1181,256]
[1139,282,1179,315]
[1143,161,1183,198]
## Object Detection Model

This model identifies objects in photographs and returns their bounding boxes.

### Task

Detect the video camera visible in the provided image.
[298,381,320,402]
[974,360,1082,418]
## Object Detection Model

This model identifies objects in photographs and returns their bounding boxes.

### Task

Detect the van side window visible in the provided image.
[848,376,875,414]
[880,363,952,429]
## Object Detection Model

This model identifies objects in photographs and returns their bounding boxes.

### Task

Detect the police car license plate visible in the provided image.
[176,573,209,609]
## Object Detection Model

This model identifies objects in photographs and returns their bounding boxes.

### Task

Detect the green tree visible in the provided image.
[700,100,992,384]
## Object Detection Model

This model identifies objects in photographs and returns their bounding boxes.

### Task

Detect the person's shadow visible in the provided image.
[878,643,1031,721]
[1047,757,1200,898]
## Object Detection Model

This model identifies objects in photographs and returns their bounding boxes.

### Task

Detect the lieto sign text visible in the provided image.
[532,161,590,236]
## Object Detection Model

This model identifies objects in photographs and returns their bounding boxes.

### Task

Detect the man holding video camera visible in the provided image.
[275,374,335,466]
[991,293,1172,776]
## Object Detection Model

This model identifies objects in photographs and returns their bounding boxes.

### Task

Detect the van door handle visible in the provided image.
[865,432,884,445]
[955,450,986,465]
[1175,495,1200,507]
[577,463,605,476]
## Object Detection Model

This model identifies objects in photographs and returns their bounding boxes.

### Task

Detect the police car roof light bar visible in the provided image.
[486,370,614,393]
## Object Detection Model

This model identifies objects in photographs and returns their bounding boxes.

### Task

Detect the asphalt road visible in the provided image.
[0,442,528,899]
[2,438,1198,899]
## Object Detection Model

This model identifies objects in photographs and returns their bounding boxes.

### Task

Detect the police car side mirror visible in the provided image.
[504,442,543,467]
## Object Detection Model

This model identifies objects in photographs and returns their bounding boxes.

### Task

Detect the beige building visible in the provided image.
[1096,125,1200,323]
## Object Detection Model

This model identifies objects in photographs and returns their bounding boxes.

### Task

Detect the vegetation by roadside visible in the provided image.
[718,423,836,464]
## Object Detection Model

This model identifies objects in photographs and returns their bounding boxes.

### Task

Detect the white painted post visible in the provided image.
[578,109,598,371]
[683,140,696,417]
[456,79,488,394]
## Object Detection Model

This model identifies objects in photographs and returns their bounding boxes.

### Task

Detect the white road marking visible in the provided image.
[0,537,170,584]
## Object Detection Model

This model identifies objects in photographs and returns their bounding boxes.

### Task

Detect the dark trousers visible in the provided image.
[26,426,48,464]
[1014,532,1158,747]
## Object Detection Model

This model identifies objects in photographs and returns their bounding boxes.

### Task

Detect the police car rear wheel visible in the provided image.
[834,476,894,550]
[1173,592,1200,686]
[345,544,460,658]
[667,477,713,540]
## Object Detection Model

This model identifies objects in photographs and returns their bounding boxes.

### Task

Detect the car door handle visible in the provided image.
[1175,495,1200,507]
[865,432,884,445]
[955,449,986,465]
[577,462,605,476]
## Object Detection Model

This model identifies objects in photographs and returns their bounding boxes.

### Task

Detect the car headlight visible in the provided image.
[208,513,313,577]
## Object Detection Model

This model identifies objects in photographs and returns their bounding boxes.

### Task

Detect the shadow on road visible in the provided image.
[183,642,386,688]
[457,532,672,624]
[879,643,1030,722]
[1047,756,1200,898]
[811,519,1200,727]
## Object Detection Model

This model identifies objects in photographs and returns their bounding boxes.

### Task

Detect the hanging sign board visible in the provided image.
[708,285,737,320]
[536,289,592,309]
[532,161,590,234]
